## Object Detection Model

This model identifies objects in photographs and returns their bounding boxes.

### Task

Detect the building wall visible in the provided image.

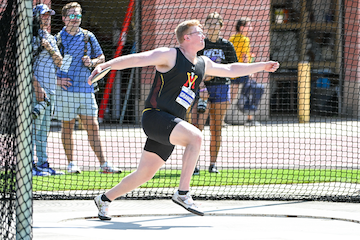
[343,0,360,117]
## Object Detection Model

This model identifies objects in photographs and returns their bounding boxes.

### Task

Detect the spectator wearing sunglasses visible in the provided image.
[55,2,122,174]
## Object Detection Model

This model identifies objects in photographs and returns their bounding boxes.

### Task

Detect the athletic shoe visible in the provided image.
[222,122,230,128]
[100,162,122,174]
[37,162,64,175]
[67,162,81,174]
[208,165,220,174]
[32,167,50,177]
[244,120,262,127]
[94,194,111,221]
[172,191,204,216]
[193,167,200,176]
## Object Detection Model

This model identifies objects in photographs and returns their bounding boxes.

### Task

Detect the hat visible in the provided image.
[33,4,55,17]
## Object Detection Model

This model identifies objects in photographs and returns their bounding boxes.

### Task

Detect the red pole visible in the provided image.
[98,0,135,121]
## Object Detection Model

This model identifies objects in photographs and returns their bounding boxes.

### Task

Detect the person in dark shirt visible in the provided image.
[90,19,279,221]
[191,12,238,174]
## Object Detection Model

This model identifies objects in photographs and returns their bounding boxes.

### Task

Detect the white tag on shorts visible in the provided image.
[60,54,72,73]
[176,86,195,109]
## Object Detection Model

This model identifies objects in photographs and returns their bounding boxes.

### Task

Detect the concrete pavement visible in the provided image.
[33,199,360,240]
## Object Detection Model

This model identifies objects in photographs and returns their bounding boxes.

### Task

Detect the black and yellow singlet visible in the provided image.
[144,47,205,120]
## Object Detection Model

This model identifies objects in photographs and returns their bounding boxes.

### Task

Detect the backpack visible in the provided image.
[237,78,265,113]
[55,29,93,69]
[55,29,99,92]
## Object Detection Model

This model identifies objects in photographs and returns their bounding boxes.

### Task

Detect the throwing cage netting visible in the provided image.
[1,0,360,239]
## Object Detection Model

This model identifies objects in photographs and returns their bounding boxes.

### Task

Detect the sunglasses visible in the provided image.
[68,14,82,19]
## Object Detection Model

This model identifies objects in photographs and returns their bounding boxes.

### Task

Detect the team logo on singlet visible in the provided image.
[184,72,198,89]
[176,72,198,109]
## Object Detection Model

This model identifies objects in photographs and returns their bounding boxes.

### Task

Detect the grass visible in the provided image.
[30,168,360,192]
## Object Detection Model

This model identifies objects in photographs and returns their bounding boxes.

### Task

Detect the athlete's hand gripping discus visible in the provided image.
[89,66,111,85]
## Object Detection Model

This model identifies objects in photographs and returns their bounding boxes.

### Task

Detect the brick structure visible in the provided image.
[343,0,360,117]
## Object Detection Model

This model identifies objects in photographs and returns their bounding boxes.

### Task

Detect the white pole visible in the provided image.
[16,0,33,239]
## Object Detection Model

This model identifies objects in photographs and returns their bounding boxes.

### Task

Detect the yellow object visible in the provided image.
[298,62,311,123]
[229,33,250,63]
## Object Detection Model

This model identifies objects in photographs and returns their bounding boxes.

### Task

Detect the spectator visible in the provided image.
[32,4,63,176]
[55,2,121,174]
[229,17,265,126]
[191,12,238,174]
[90,19,279,221]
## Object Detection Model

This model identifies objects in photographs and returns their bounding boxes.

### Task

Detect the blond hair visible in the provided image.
[62,2,82,17]
[175,19,201,44]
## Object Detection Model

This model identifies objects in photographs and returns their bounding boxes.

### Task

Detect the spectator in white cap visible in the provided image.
[32,3,63,176]
[33,4,55,16]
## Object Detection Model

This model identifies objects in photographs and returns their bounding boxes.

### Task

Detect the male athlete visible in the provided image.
[91,19,279,220]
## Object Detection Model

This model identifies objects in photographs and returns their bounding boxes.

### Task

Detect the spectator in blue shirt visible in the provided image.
[55,2,122,174]
[32,4,63,176]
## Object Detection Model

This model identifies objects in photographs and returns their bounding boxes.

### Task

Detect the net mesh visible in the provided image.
[1,0,19,239]
[2,0,360,238]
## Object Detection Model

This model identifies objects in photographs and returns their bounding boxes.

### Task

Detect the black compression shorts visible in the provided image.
[142,109,182,161]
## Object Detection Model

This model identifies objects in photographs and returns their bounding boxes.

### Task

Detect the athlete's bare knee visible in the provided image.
[190,129,203,148]
[133,167,157,182]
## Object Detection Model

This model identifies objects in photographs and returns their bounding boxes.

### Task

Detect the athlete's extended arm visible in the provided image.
[203,56,279,78]
[88,47,175,85]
